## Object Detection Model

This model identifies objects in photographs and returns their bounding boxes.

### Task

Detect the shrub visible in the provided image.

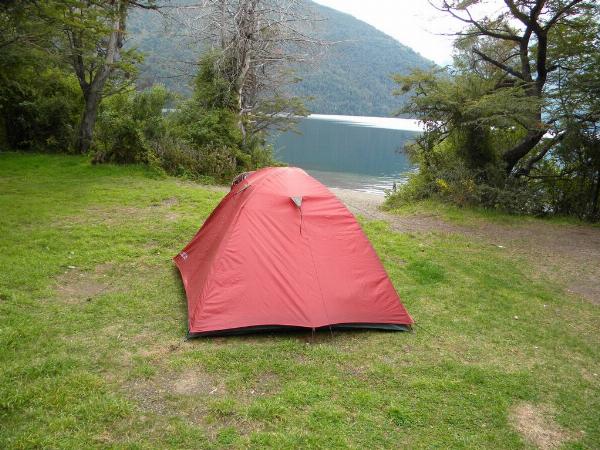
[0,67,82,152]
[92,85,169,164]
[91,51,280,184]
[386,136,552,216]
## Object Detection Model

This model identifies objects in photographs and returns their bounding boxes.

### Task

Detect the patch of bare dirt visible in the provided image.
[54,263,114,303]
[125,368,224,417]
[332,188,600,305]
[55,206,144,226]
[123,367,265,439]
[123,362,281,433]
[510,403,573,449]
[245,371,280,397]
[157,197,179,207]
[55,196,185,228]
[171,369,224,396]
[567,275,600,306]
[135,336,187,360]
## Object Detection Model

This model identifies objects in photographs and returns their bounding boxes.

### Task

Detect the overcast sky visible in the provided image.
[312,0,494,65]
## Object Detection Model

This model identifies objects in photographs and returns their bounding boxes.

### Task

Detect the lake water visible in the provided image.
[272,114,421,195]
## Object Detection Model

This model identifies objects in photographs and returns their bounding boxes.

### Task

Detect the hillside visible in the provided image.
[287,3,435,116]
[127,1,435,117]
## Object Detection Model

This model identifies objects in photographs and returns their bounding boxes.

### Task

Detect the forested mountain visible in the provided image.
[286,3,435,116]
[127,1,435,117]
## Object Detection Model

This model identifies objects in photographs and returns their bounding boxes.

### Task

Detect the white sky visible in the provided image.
[312,0,502,65]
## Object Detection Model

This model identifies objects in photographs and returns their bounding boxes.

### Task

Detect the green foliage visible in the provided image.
[89,52,276,183]
[192,51,238,111]
[0,0,86,152]
[176,105,242,151]
[93,85,170,164]
[389,2,600,221]
[387,137,551,216]
[159,52,276,183]
[0,67,82,152]
[536,123,600,219]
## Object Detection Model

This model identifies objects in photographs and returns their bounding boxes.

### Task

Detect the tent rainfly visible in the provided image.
[174,167,413,336]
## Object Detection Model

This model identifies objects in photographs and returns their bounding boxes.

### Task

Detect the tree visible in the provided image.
[62,0,156,153]
[179,0,318,145]
[0,1,84,151]
[434,0,595,174]
[393,0,600,219]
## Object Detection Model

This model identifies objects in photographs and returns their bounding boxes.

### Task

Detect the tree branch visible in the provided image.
[472,48,525,79]
[544,0,585,30]
[432,1,522,42]
[514,132,565,177]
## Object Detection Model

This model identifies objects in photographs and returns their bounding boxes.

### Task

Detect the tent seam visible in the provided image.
[304,225,332,329]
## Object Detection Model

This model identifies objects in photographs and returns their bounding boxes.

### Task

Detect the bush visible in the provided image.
[148,136,236,183]
[91,51,280,184]
[155,51,278,182]
[0,67,82,152]
[92,85,169,164]
[385,136,552,216]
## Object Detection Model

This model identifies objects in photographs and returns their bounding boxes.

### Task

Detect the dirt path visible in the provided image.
[331,188,600,305]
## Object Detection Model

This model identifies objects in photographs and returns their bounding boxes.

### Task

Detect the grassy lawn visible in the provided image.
[1,153,599,449]
[383,197,597,227]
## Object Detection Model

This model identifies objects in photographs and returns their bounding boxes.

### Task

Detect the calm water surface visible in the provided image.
[272,115,421,195]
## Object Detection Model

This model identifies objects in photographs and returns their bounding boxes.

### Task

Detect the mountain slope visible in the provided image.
[128,1,435,117]
[287,3,434,116]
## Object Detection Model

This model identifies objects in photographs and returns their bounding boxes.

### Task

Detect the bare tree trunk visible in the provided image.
[190,0,319,143]
[237,55,251,146]
[591,170,600,219]
[76,87,103,154]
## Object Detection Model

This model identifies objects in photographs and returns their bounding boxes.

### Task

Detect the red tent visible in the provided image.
[174,167,413,336]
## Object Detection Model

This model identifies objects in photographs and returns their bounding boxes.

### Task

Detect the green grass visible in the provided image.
[383,197,597,227]
[1,153,599,449]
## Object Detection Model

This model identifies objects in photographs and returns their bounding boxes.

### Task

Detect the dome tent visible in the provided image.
[174,167,413,336]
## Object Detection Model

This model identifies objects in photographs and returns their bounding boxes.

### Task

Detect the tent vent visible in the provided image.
[291,196,303,208]
[234,183,251,196]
